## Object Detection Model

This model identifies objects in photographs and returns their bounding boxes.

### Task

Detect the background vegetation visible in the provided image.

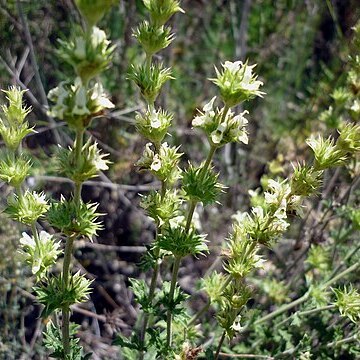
[0,0,359,359]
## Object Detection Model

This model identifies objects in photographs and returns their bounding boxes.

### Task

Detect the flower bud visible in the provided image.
[1,87,31,125]
[143,0,184,27]
[47,196,103,239]
[291,163,322,196]
[0,87,34,151]
[128,63,173,104]
[337,122,360,153]
[0,152,31,187]
[182,164,225,205]
[134,21,174,56]
[333,286,360,323]
[140,189,182,226]
[306,135,348,170]
[136,142,182,184]
[75,0,116,26]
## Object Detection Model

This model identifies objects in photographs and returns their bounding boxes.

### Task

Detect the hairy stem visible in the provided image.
[166,256,181,347]
[61,234,76,357]
[189,241,256,327]
[73,129,84,204]
[62,128,84,357]
[31,222,40,248]
[252,261,360,327]
[214,330,226,360]
[275,305,335,329]
[139,179,166,357]
[166,141,220,346]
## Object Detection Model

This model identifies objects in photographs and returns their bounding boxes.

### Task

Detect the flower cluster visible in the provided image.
[47,196,103,239]
[35,271,92,317]
[306,135,348,170]
[291,163,323,196]
[307,123,360,171]
[157,226,208,258]
[58,26,115,84]
[216,281,252,338]
[0,87,33,151]
[211,61,265,107]
[57,139,110,183]
[6,191,49,226]
[182,163,225,205]
[48,78,114,129]
[192,97,249,147]
[136,142,182,184]
[333,286,360,323]
[19,231,62,280]
[140,189,182,226]
[224,225,264,278]
[135,106,173,143]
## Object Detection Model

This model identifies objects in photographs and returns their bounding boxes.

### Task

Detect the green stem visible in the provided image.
[188,241,256,327]
[31,222,40,248]
[139,254,160,356]
[322,261,360,288]
[275,305,335,328]
[15,185,23,199]
[139,179,166,357]
[166,256,181,347]
[62,128,84,358]
[188,300,210,327]
[61,234,76,357]
[145,53,152,69]
[214,330,226,360]
[328,243,360,281]
[251,261,360,328]
[73,129,84,204]
[201,145,217,179]
[255,292,310,326]
[327,334,358,348]
[185,201,196,232]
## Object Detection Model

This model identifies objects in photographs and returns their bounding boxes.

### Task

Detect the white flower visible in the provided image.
[74,37,86,59]
[91,83,114,109]
[192,97,216,127]
[264,179,291,212]
[32,191,48,206]
[203,96,217,112]
[150,110,161,129]
[150,156,162,171]
[350,99,360,113]
[20,232,35,247]
[223,60,242,73]
[91,27,108,47]
[73,85,89,116]
[18,231,61,279]
[211,123,226,144]
[169,215,185,229]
